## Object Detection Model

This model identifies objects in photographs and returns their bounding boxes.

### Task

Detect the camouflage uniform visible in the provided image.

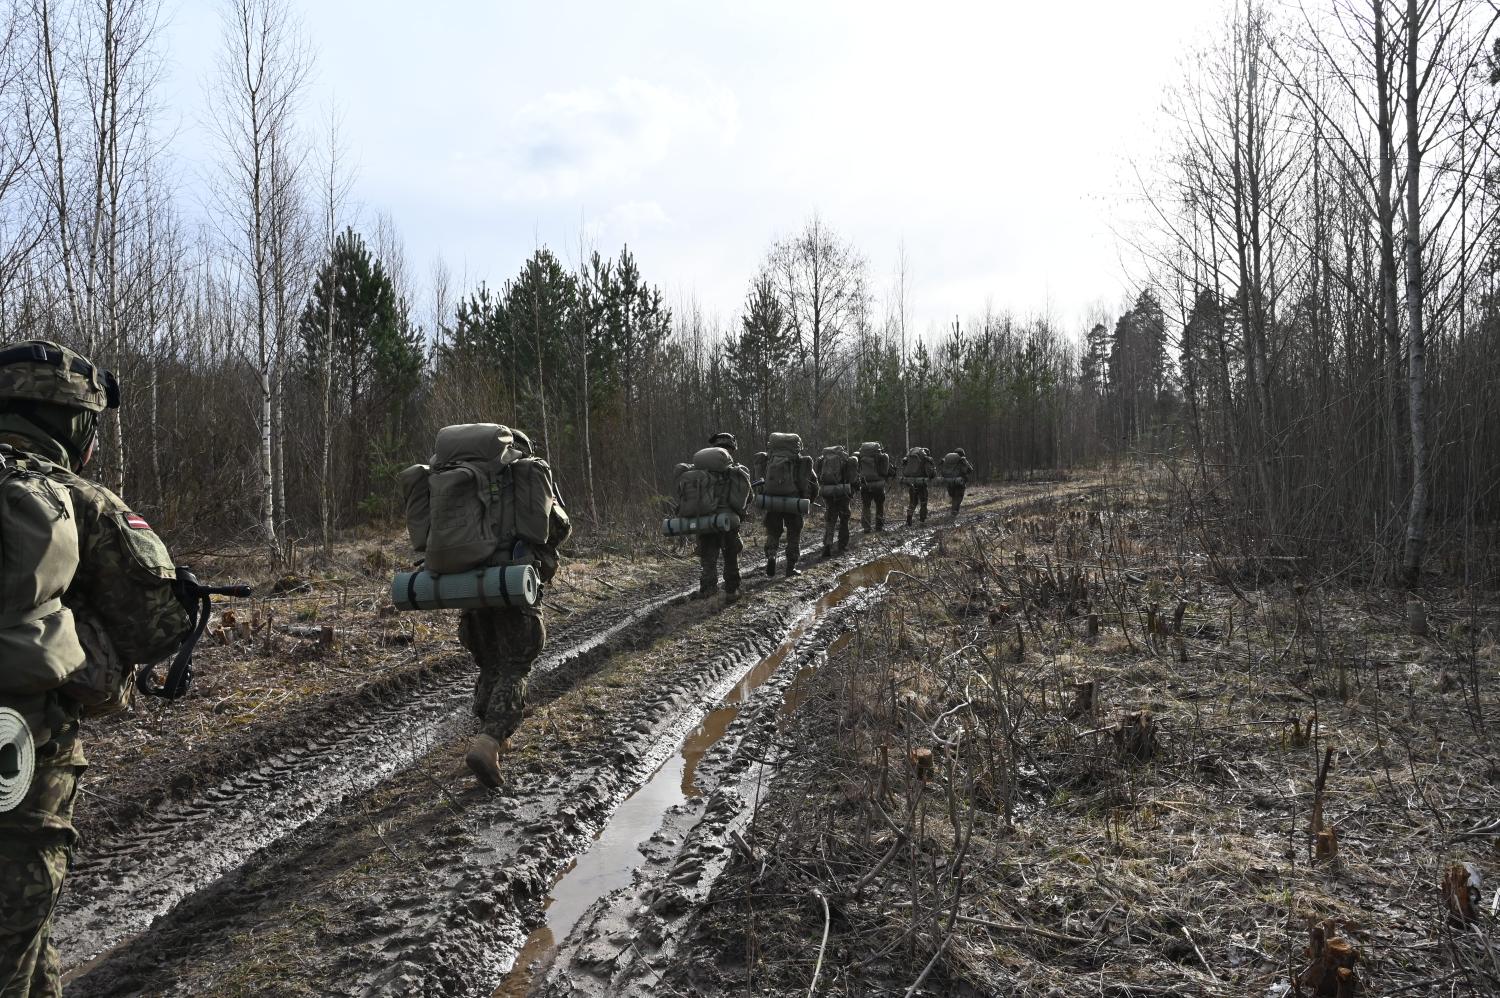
[819,448,861,557]
[0,342,189,998]
[459,608,546,742]
[941,451,974,514]
[764,464,819,576]
[697,529,743,595]
[904,450,937,525]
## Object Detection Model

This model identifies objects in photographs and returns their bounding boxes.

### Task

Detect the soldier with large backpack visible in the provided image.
[0,340,193,998]
[752,432,820,578]
[937,447,975,515]
[855,441,893,532]
[396,423,571,789]
[900,446,937,525]
[670,432,752,602]
[816,444,862,559]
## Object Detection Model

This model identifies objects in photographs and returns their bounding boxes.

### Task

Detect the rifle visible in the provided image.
[136,567,253,701]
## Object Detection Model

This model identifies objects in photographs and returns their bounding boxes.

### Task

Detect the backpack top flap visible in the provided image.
[692,447,733,473]
[434,423,514,467]
[859,441,881,454]
[768,432,802,455]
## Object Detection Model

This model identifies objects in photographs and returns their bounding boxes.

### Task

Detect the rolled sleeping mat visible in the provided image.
[0,707,35,814]
[938,477,966,487]
[861,481,886,494]
[900,476,930,486]
[663,511,741,536]
[391,565,541,611]
[819,483,853,498]
[754,494,811,515]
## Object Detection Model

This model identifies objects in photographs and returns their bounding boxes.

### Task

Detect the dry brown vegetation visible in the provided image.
[675,472,1500,996]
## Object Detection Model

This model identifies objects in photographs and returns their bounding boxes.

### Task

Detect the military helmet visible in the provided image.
[956,447,967,457]
[0,340,119,413]
[708,431,737,452]
[511,428,535,456]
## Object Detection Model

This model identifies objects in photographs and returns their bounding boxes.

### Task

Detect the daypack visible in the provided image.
[857,442,891,484]
[401,423,567,578]
[0,446,86,697]
[902,447,932,478]
[676,446,750,518]
[761,432,811,498]
[939,452,967,479]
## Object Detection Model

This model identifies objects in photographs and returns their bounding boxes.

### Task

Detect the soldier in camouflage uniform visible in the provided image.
[695,432,747,602]
[461,429,570,790]
[0,340,191,998]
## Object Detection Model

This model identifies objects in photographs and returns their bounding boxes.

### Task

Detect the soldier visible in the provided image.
[856,441,893,533]
[755,433,819,578]
[454,426,571,789]
[816,443,861,559]
[900,445,937,525]
[693,431,750,603]
[0,340,192,998]
[938,447,974,515]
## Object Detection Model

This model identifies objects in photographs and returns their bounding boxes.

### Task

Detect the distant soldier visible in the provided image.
[900,445,937,525]
[674,432,752,602]
[816,443,861,559]
[397,423,571,789]
[855,441,893,532]
[937,448,974,515]
[0,340,193,998]
[753,433,819,577]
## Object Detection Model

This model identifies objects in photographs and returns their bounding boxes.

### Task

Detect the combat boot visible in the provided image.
[785,561,802,577]
[690,584,718,601]
[465,734,506,789]
[765,558,776,578]
[724,587,740,605]
[822,545,832,559]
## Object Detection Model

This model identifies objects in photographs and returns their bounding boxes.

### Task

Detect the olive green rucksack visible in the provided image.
[0,446,86,696]
[400,424,570,580]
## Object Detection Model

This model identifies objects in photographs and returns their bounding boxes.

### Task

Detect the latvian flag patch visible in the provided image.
[124,513,151,530]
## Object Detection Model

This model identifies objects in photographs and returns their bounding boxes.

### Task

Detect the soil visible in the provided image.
[54,484,1059,997]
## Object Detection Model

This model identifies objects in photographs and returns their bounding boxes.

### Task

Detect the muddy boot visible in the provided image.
[785,560,801,578]
[822,545,832,559]
[765,558,776,578]
[905,514,913,526]
[724,587,740,605]
[465,734,506,789]
[689,584,717,601]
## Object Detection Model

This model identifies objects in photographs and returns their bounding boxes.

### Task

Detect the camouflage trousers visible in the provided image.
[860,488,886,531]
[0,765,80,998]
[696,528,743,593]
[947,481,967,514]
[458,609,546,743]
[763,511,805,569]
[906,483,929,523]
[822,496,851,552]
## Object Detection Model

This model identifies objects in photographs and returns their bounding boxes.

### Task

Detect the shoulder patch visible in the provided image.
[124,512,151,530]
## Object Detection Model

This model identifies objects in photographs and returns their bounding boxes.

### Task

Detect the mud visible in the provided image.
[59,483,1074,998]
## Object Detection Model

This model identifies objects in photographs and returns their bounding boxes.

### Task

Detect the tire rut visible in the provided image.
[55,573,694,977]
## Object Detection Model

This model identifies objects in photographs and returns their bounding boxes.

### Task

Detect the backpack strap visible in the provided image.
[0,597,63,630]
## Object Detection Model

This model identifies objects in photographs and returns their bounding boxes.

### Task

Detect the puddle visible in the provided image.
[494,552,910,997]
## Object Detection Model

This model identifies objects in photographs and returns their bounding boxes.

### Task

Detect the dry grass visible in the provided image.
[682,479,1500,997]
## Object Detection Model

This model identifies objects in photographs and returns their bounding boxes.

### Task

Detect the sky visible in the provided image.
[158,0,1222,342]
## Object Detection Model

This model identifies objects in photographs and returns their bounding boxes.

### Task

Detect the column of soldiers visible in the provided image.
[691,432,977,597]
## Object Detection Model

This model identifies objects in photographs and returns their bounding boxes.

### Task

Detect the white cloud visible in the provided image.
[502,78,738,200]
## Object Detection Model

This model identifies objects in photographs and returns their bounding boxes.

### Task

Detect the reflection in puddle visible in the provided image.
[493,552,908,997]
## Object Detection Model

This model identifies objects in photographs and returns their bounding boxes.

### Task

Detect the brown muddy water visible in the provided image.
[495,552,912,996]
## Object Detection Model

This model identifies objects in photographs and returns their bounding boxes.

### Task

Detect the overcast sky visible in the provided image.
[160,0,1221,341]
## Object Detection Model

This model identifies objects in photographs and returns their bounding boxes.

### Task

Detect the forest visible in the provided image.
[3,0,1497,591]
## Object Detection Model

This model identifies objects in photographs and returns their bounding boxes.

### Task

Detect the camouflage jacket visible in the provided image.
[0,416,190,766]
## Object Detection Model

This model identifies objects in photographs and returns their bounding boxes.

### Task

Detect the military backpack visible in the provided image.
[675,447,750,518]
[857,442,890,493]
[400,424,570,581]
[757,432,812,498]
[0,446,86,696]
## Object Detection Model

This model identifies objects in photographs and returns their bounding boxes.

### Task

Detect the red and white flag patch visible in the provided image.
[124,513,151,530]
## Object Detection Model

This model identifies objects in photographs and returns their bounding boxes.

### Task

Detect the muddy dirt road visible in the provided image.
[56,483,1074,997]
